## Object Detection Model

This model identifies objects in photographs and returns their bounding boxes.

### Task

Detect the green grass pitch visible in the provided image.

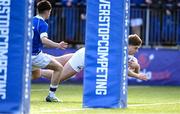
[31,84,180,114]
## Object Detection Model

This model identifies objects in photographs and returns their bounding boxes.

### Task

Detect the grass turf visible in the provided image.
[31,84,180,114]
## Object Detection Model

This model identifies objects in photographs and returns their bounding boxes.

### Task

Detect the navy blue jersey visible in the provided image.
[32,15,48,54]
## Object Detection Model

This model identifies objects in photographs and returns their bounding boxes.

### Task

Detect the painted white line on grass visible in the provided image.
[31,102,180,113]
[31,89,48,92]
[34,102,180,113]
[129,102,180,107]
[39,108,86,113]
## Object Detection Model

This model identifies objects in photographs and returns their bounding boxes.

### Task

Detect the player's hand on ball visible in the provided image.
[137,73,148,81]
[128,61,139,69]
[58,41,68,50]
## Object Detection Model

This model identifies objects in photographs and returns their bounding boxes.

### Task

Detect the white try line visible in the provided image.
[32,102,180,113]
[129,102,180,107]
[37,108,86,113]
[31,89,48,92]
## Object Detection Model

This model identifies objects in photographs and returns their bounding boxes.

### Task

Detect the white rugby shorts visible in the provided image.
[32,52,51,71]
[68,48,85,72]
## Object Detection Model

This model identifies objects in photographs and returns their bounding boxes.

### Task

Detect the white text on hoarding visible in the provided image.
[96,0,111,96]
[0,0,11,100]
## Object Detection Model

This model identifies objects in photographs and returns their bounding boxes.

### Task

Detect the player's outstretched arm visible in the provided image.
[128,70,148,81]
[41,37,68,49]
[128,61,140,73]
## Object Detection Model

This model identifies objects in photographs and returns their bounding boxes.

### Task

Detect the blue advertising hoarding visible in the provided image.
[83,0,129,108]
[0,0,33,113]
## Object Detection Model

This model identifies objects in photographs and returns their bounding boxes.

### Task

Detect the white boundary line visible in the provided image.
[129,102,180,107]
[31,89,48,92]
[37,108,85,113]
[31,102,180,113]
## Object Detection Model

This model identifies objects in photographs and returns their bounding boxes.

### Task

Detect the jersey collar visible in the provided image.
[35,15,44,20]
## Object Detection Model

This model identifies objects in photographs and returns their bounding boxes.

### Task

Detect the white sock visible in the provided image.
[49,84,58,97]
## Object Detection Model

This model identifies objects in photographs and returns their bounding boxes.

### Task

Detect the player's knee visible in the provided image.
[53,63,63,71]
[47,60,63,71]
[56,64,63,71]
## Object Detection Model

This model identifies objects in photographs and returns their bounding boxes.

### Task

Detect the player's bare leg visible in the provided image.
[40,62,77,83]
[32,53,73,80]
[42,48,84,83]
[59,62,77,83]
[40,69,52,80]
[54,53,73,66]
[32,69,41,80]
[44,58,63,102]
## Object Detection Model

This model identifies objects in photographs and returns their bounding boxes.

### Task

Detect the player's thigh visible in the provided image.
[60,62,77,82]
[45,58,63,71]
[54,53,73,66]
